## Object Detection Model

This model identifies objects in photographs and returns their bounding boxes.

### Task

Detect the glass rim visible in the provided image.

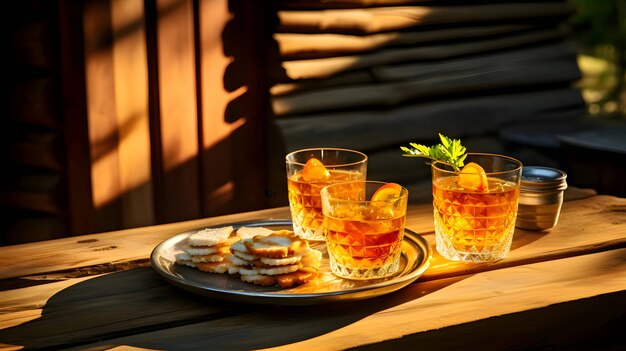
[285,147,368,167]
[321,180,409,204]
[431,152,523,176]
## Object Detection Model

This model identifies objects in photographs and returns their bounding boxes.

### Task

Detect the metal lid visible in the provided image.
[520,166,568,192]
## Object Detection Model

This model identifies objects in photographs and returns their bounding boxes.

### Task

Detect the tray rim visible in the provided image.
[150,219,432,305]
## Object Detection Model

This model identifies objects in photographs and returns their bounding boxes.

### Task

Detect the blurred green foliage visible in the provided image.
[570,0,623,48]
[570,0,625,118]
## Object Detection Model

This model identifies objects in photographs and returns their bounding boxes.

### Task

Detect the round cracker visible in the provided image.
[195,261,230,274]
[191,254,227,263]
[230,255,252,266]
[244,231,308,258]
[240,274,275,286]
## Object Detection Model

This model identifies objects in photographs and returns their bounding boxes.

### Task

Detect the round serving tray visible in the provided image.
[150,219,431,305]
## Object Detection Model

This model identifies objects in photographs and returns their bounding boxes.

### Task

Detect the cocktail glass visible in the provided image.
[321,181,408,279]
[286,148,367,241]
[432,153,522,262]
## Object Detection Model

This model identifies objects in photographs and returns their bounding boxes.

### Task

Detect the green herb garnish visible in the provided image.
[400,133,467,171]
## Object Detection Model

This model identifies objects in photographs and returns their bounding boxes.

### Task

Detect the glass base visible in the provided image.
[328,252,401,280]
[434,220,515,262]
[292,220,326,241]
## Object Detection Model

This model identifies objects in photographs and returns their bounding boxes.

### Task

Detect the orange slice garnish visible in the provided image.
[302,157,330,182]
[458,162,488,191]
[371,183,403,202]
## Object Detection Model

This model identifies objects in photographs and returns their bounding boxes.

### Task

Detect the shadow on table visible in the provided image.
[350,290,626,351]
[0,267,470,350]
[420,228,550,282]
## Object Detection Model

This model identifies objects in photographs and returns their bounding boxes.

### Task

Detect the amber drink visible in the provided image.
[432,153,522,262]
[286,148,367,241]
[321,181,408,279]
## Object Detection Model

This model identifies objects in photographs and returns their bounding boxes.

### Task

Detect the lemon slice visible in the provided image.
[302,158,330,182]
[371,183,403,201]
[458,162,488,191]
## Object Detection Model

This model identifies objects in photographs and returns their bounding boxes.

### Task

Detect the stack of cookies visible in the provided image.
[230,230,322,288]
[174,226,239,274]
[175,227,321,288]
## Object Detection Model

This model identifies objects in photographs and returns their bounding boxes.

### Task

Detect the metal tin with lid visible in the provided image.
[516,166,568,231]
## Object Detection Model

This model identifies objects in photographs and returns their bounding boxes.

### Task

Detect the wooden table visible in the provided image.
[1,192,625,350]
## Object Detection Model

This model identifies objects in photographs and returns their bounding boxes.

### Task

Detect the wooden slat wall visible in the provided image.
[82,0,270,233]
[84,0,155,232]
[2,1,71,244]
[58,0,95,236]
[111,0,155,229]
[154,0,200,223]
[2,0,588,243]
[2,0,271,244]
[197,0,235,215]
[267,0,586,203]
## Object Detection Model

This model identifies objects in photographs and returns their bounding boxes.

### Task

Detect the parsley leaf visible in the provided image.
[400,133,467,171]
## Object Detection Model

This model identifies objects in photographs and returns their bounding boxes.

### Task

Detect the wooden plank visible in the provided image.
[196,0,239,216]
[275,0,552,9]
[276,4,575,34]
[275,0,437,9]
[154,0,200,223]
[9,134,63,172]
[261,249,625,351]
[83,0,155,232]
[10,78,60,129]
[0,276,94,316]
[110,0,155,229]
[350,291,626,350]
[271,41,577,95]
[1,249,621,350]
[0,269,227,349]
[58,0,95,235]
[0,195,625,284]
[276,24,534,59]
[278,28,567,80]
[0,207,291,279]
[1,217,68,246]
[83,0,124,232]
[228,1,271,215]
[0,191,64,215]
[276,89,584,152]
[196,0,270,217]
[272,55,580,116]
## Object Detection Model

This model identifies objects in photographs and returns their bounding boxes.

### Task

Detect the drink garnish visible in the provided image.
[371,183,403,219]
[400,133,467,171]
[458,162,488,191]
[371,183,403,201]
[302,157,331,181]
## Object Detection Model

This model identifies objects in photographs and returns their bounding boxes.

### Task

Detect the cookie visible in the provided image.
[240,274,276,287]
[227,264,245,275]
[240,267,319,288]
[195,260,231,274]
[174,252,196,268]
[244,230,309,258]
[239,264,300,276]
[191,254,227,263]
[229,255,253,266]
[175,226,321,289]
[257,253,304,267]
[230,240,259,261]
[236,226,274,240]
[276,267,318,288]
[188,226,234,247]
[187,244,231,256]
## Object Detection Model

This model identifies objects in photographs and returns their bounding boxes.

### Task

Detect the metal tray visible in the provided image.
[150,219,431,305]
